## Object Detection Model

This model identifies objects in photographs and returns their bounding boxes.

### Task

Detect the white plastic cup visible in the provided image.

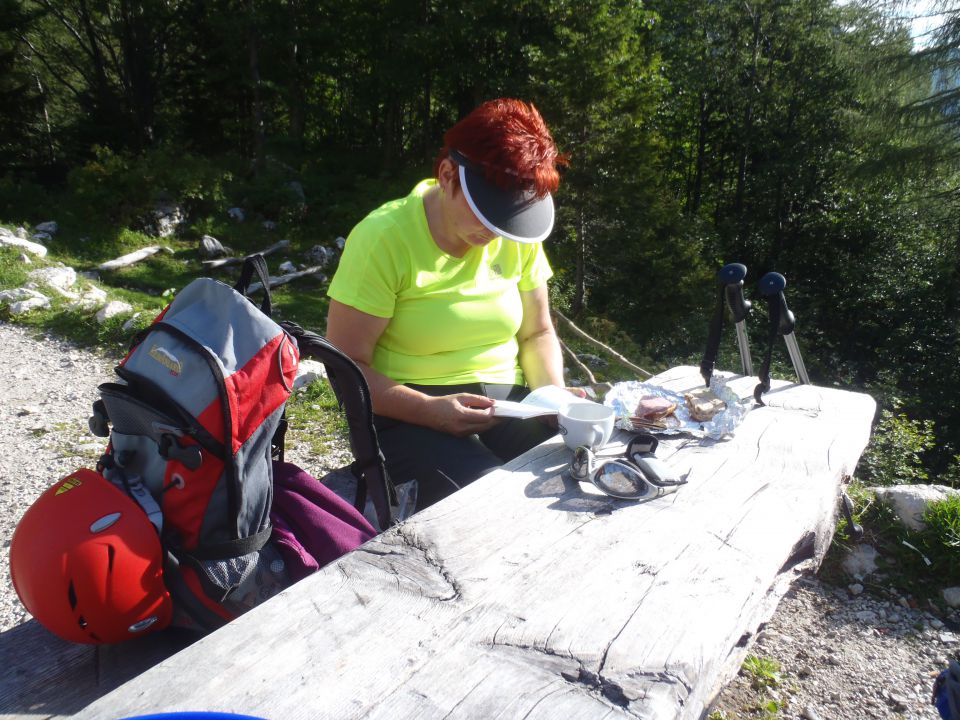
[558,402,616,451]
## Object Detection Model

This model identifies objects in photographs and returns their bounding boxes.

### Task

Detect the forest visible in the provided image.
[0,0,958,483]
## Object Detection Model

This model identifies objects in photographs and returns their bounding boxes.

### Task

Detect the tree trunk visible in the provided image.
[246,0,265,170]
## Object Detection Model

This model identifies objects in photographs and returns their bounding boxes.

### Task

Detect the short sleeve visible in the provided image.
[327,218,406,318]
[517,242,553,292]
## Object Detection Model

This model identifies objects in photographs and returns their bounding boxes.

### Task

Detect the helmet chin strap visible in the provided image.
[103,463,164,534]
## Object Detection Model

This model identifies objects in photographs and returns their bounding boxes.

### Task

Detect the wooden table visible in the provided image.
[63,367,876,719]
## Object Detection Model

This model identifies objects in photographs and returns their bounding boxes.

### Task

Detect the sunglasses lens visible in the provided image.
[592,461,655,500]
[570,446,592,481]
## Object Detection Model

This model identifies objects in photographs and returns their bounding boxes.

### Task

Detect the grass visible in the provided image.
[822,478,960,609]
[741,654,781,691]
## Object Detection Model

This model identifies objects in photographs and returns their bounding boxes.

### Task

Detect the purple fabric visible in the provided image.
[270,461,376,582]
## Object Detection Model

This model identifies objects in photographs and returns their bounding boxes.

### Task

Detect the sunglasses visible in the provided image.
[569,433,688,500]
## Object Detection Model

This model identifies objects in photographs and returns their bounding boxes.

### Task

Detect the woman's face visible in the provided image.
[437,158,498,252]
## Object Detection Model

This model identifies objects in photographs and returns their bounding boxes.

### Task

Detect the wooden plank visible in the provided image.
[67,367,874,719]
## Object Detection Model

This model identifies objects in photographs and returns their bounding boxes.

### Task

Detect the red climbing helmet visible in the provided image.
[9,469,172,644]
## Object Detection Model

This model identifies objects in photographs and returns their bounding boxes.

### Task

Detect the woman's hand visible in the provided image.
[424,393,498,437]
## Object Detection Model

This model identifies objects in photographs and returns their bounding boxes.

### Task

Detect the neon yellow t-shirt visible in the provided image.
[327,179,553,386]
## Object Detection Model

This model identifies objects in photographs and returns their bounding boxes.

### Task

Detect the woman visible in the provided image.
[326,98,578,511]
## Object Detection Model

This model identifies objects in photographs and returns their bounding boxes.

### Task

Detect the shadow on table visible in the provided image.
[0,619,195,717]
[523,466,639,515]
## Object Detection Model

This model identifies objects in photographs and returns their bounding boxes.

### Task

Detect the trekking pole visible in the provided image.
[701,262,752,387]
[754,272,810,405]
[721,263,753,377]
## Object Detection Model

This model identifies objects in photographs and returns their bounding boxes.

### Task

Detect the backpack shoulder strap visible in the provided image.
[235,254,273,316]
[280,321,394,530]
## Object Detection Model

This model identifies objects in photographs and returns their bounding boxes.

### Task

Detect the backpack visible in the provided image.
[88,255,392,633]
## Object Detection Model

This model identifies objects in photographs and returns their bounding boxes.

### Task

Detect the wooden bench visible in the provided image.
[7,366,876,719]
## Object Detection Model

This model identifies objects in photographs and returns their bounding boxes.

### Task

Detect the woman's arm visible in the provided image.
[516,285,565,389]
[326,299,497,436]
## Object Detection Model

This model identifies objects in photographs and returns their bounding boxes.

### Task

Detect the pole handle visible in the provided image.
[757,272,795,335]
[720,263,751,323]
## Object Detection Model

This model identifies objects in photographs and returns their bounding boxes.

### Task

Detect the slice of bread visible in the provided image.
[684,387,726,422]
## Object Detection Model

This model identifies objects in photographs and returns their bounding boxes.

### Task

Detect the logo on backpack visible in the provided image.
[148,344,182,376]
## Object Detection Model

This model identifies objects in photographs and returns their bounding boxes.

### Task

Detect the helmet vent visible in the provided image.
[129,616,159,633]
[107,544,116,572]
[90,512,122,533]
[78,615,88,629]
[67,582,78,610]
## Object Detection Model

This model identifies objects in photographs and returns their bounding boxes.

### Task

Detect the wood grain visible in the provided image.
[23,367,876,720]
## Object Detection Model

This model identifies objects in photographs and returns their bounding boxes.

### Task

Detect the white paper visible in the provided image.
[492,385,595,419]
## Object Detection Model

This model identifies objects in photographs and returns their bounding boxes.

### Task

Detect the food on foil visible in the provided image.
[630,395,679,430]
[684,387,726,422]
[634,396,677,421]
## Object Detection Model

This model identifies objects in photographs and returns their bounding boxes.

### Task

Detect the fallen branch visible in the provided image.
[202,239,291,269]
[97,246,174,271]
[247,265,325,293]
[552,309,653,379]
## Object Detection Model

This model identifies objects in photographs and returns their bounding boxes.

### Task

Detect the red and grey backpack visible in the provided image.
[84,255,393,633]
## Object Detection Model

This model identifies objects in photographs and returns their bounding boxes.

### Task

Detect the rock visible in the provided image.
[294,359,328,391]
[9,296,50,314]
[70,285,108,311]
[262,220,277,231]
[0,287,48,303]
[0,233,47,258]
[228,207,245,222]
[15,226,27,238]
[31,232,52,243]
[28,265,77,291]
[122,312,144,332]
[16,405,40,416]
[849,583,864,596]
[96,300,134,323]
[34,221,58,235]
[872,484,960,531]
[943,587,960,608]
[801,705,824,720]
[17,253,30,264]
[199,235,227,258]
[150,203,186,238]
[305,245,336,267]
[855,610,878,623]
[335,236,346,250]
[278,260,296,274]
[842,543,878,580]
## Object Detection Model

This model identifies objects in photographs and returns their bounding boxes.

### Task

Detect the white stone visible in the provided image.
[122,312,144,332]
[335,236,346,250]
[943,587,960,608]
[849,583,864,596]
[199,235,227,258]
[842,543,879,580]
[30,232,52,243]
[0,234,47,257]
[96,300,134,323]
[0,226,12,237]
[34,221,58,235]
[17,253,30,264]
[28,265,76,291]
[9,296,50,314]
[70,285,108,311]
[228,207,245,221]
[15,226,27,238]
[0,287,47,303]
[278,260,296,274]
[294,359,328,391]
[872,484,960,531]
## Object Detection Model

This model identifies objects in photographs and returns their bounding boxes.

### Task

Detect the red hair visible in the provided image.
[434,98,568,198]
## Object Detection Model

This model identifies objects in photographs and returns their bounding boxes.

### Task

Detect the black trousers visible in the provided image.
[374,383,557,512]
